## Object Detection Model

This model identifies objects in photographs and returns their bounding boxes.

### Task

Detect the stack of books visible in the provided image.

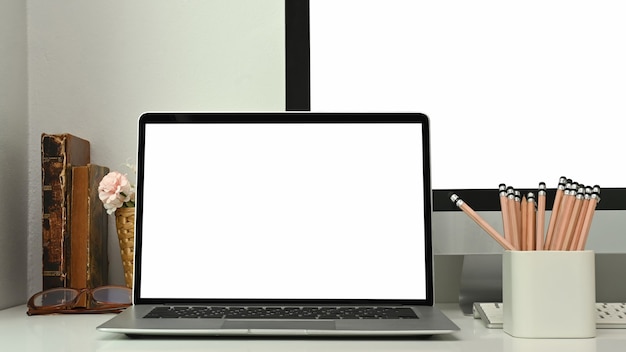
[41,133,109,290]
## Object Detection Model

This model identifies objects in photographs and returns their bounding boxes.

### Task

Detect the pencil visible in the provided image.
[571,186,592,250]
[536,182,546,251]
[507,187,519,249]
[499,184,512,243]
[526,192,536,250]
[514,190,522,249]
[575,186,601,251]
[544,177,567,250]
[521,195,528,250]
[450,194,516,251]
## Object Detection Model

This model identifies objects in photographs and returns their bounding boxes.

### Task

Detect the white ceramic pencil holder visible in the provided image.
[502,250,596,338]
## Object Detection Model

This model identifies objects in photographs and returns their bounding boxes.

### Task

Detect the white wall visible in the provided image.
[0,0,28,309]
[27,0,285,296]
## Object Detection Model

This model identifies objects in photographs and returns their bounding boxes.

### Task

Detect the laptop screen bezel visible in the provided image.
[133,112,434,306]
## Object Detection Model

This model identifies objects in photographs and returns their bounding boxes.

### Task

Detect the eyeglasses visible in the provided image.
[27,285,132,316]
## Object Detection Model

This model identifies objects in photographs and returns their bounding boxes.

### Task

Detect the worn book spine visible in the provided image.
[70,164,109,289]
[41,133,90,290]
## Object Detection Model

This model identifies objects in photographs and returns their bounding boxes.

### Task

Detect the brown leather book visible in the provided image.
[70,164,109,289]
[41,133,90,290]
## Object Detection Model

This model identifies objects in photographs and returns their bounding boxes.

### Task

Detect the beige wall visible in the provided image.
[0,0,28,309]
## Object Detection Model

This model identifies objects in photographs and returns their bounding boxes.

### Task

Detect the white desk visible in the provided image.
[1,304,625,351]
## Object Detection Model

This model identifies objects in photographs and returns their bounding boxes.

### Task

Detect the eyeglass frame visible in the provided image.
[27,285,132,316]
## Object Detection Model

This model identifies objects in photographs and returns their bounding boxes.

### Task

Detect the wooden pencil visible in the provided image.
[536,183,546,251]
[527,192,536,250]
[450,194,516,251]
[499,184,512,243]
[571,186,592,250]
[544,177,567,249]
[507,187,520,249]
[514,190,522,246]
[521,195,528,250]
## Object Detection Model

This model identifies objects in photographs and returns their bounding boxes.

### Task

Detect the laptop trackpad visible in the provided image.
[223,320,336,330]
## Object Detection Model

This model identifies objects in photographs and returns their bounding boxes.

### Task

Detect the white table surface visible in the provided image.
[1,303,625,351]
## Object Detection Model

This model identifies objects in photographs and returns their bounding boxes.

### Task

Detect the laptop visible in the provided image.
[97,112,459,336]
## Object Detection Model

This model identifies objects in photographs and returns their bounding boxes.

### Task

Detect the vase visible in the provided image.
[114,207,135,288]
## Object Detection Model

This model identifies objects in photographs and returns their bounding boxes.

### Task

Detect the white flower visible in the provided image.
[98,171,135,214]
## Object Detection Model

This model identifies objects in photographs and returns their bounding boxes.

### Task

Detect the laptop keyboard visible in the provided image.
[144,306,418,320]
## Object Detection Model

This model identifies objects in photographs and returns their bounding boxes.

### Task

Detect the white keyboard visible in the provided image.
[473,302,626,329]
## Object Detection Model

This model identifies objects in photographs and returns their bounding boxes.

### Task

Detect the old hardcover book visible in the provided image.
[41,133,90,290]
[70,164,109,289]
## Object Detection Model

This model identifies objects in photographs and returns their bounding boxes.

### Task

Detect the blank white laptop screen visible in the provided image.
[138,119,427,300]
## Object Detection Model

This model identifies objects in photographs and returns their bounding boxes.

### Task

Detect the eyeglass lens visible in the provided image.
[92,287,132,304]
[33,289,78,307]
